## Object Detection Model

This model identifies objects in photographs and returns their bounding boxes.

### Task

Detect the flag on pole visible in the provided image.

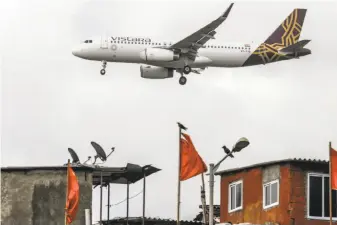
[66,163,80,224]
[330,146,337,190]
[180,133,207,181]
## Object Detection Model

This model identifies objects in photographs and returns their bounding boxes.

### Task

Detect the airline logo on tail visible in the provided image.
[243,8,308,66]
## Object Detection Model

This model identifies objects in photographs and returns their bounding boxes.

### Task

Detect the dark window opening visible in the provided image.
[308,174,337,218]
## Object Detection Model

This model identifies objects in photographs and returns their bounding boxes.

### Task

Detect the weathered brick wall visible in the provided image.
[288,164,337,225]
[220,162,337,225]
[1,169,92,225]
[219,164,291,225]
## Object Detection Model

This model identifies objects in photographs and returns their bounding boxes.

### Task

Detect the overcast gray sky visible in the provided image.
[1,0,337,223]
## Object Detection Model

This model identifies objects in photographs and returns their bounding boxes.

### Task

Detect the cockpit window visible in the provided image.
[84,40,92,43]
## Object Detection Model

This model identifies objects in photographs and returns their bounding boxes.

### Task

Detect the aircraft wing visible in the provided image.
[168,3,234,60]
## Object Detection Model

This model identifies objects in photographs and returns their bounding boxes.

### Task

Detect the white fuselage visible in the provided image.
[72,36,254,69]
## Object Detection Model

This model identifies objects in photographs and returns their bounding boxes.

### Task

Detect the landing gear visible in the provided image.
[183,65,191,74]
[176,69,187,85]
[100,61,107,75]
[179,76,187,85]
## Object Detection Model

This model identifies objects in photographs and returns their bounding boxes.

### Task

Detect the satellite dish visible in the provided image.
[91,141,107,163]
[89,141,115,165]
[68,148,80,163]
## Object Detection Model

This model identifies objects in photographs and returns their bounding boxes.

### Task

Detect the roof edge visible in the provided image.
[215,158,328,176]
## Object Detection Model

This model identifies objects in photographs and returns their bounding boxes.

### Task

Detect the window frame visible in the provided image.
[228,180,243,213]
[262,179,279,209]
[307,172,337,220]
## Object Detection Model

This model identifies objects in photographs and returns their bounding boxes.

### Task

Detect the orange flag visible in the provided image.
[330,147,337,190]
[66,164,80,224]
[180,133,207,181]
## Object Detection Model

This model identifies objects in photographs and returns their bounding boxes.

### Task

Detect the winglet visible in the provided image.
[222,3,234,18]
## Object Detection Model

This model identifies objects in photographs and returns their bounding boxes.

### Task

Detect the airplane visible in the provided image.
[71,3,311,85]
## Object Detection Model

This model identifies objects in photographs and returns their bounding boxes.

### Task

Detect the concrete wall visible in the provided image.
[1,169,92,225]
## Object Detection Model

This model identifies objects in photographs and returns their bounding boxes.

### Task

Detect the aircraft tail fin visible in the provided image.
[263,8,307,48]
[242,8,310,67]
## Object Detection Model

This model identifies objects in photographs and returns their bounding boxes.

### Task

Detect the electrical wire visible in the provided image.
[110,189,144,207]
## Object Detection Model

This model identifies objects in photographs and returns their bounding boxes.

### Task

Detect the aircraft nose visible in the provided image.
[72,46,82,57]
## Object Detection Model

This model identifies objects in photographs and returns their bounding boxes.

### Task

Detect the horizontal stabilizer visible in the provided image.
[279,39,311,54]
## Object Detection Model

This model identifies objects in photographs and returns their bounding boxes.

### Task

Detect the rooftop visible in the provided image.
[215,158,328,176]
[100,217,202,225]
[1,163,161,186]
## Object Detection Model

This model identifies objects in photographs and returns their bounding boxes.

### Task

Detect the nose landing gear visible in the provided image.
[100,61,107,75]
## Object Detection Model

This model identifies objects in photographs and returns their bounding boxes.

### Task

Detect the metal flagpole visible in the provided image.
[142,172,146,225]
[127,182,130,225]
[209,163,215,225]
[201,173,207,225]
[107,183,110,223]
[177,122,186,225]
[100,171,103,224]
[330,141,333,225]
[65,159,70,225]
[177,124,182,225]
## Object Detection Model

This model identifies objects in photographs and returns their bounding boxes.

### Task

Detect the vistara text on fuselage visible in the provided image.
[72,3,311,85]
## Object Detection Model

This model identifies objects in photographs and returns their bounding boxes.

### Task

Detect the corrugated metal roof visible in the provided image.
[101,217,202,224]
[0,165,94,171]
[1,163,161,186]
[215,158,328,176]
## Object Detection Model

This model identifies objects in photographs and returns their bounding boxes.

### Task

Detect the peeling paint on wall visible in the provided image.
[1,170,92,225]
[220,162,336,225]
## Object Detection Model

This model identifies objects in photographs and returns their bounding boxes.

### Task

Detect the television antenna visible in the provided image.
[91,141,115,165]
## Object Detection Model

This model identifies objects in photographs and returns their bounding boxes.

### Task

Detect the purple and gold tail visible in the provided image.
[243,8,309,66]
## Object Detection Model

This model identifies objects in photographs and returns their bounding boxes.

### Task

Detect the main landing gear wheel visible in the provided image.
[179,76,187,85]
[100,61,107,75]
[183,65,191,74]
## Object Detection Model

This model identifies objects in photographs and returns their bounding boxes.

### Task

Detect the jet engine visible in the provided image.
[140,65,174,79]
[140,48,180,62]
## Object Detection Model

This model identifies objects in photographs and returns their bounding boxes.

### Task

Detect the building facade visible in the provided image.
[215,158,337,225]
[1,166,93,225]
[1,163,161,225]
